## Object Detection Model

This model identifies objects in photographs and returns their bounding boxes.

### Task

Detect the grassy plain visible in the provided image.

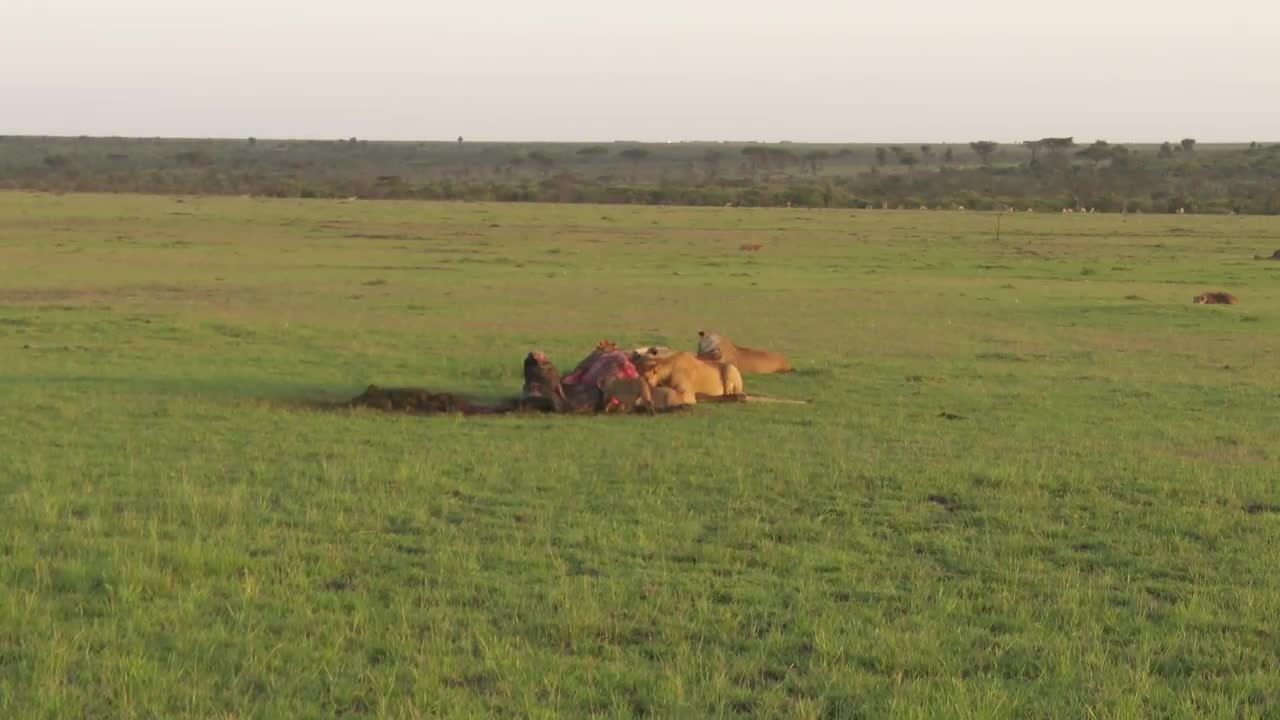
[1,192,1279,718]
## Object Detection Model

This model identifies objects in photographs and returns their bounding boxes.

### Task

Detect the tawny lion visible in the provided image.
[599,375,655,414]
[1193,292,1238,305]
[634,350,744,407]
[696,330,793,374]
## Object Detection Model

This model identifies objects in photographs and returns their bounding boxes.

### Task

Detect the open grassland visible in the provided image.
[2,192,1279,718]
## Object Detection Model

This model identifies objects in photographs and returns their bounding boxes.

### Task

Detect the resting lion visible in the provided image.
[696,330,792,374]
[634,350,744,406]
[599,375,655,414]
[1193,291,1238,305]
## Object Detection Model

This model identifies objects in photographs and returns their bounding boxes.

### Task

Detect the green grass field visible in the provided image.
[2,192,1279,718]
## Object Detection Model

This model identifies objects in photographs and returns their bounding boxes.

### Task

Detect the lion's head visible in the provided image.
[696,330,724,358]
[632,353,666,386]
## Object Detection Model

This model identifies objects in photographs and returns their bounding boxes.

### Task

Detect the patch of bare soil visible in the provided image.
[347,385,479,414]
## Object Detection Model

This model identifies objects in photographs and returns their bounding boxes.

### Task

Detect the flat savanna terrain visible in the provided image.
[1,192,1278,718]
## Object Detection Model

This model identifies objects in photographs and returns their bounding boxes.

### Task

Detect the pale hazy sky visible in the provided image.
[5,0,1276,143]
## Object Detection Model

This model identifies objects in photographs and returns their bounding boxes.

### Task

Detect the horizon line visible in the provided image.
[4,133,1275,147]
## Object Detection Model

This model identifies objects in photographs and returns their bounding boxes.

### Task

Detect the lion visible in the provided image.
[599,375,655,414]
[1193,292,1239,305]
[634,350,744,406]
[649,386,688,411]
[630,345,675,359]
[695,330,793,374]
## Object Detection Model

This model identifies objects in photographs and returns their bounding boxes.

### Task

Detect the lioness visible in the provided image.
[635,350,744,406]
[599,375,655,414]
[630,345,675,358]
[695,330,792,374]
[1193,292,1239,305]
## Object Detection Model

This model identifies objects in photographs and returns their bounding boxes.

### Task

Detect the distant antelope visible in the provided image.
[1177,207,1185,215]
[1063,208,1074,214]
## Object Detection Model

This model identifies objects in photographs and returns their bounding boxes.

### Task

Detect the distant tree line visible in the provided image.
[1,135,1278,213]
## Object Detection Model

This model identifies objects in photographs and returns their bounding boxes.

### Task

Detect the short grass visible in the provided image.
[2,192,1279,719]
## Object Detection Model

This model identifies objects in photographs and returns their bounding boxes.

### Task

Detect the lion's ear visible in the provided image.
[697,330,705,337]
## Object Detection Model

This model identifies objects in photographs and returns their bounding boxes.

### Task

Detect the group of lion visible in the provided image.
[601,330,793,413]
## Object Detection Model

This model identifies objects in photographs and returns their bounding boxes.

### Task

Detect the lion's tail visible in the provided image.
[742,393,809,405]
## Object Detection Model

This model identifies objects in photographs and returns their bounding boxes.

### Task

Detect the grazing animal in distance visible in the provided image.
[1193,292,1238,305]
[696,330,793,374]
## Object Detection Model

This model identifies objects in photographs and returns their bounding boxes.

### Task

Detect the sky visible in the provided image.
[4,0,1276,143]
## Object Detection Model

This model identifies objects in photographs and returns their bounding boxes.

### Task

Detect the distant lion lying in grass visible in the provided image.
[1193,291,1239,305]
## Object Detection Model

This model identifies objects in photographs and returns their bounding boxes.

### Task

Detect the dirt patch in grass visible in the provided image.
[925,494,969,511]
[280,385,560,417]
[347,385,480,414]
